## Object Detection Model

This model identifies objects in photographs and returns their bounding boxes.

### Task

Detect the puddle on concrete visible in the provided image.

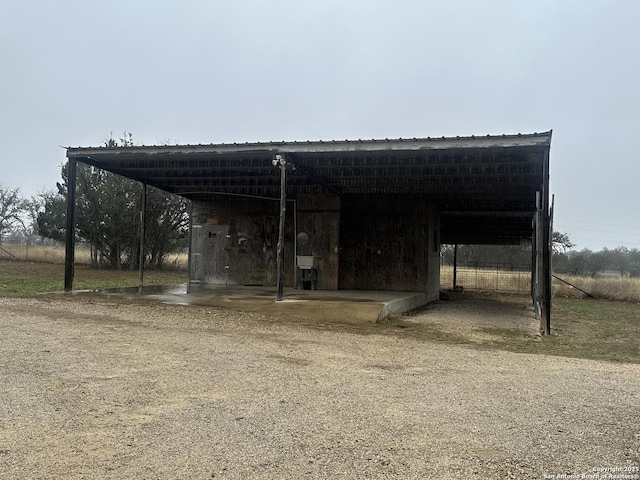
[98,284,188,295]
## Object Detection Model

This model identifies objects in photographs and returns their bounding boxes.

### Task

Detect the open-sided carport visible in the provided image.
[65,131,552,333]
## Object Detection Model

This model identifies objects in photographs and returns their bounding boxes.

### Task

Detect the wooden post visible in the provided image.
[138,182,147,293]
[64,159,77,292]
[274,154,287,301]
[533,191,542,323]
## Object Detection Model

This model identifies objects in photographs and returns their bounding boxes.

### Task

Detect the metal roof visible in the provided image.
[66,131,552,245]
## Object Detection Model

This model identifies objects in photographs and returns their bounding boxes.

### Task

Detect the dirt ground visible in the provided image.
[0,293,638,479]
[406,291,539,338]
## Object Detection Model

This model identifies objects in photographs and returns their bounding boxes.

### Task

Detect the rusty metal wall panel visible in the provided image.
[297,194,340,290]
[338,196,435,292]
[190,197,294,286]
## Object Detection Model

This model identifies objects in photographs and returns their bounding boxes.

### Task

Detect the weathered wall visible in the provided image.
[338,196,440,295]
[425,206,441,301]
[296,194,340,290]
[190,196,294,286]
[189,193,440,297]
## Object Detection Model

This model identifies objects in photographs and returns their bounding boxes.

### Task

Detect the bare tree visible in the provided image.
[18,196,44,258]
[0,185,25,245]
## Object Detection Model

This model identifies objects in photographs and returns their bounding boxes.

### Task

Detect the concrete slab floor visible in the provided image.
[85,284,431,324]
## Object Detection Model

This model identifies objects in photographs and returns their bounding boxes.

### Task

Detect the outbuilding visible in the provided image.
[65,131,552,332]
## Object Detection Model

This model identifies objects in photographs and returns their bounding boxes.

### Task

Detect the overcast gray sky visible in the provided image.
[1,0,638,250]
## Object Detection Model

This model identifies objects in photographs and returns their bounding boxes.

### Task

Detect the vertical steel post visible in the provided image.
[541,149,552,335]
[64,159,77,292]
[138,182,147,293]
[274,154,287,301]
[452,243,458,289]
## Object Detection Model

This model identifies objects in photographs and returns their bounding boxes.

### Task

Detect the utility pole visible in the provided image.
[273,154,287,301]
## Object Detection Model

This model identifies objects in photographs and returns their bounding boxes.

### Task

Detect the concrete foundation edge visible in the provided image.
[377,292,431,321]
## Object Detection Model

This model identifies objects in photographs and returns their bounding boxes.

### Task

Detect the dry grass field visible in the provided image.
[0,243,188,269]
[553,273,640,302]
[0,243,91,264]
[440,264,640,302]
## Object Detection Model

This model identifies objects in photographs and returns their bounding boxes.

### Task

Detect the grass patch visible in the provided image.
[547,297,640,362]
[472,297,640,363]
[393,291,639,364]
[0,260,187,295]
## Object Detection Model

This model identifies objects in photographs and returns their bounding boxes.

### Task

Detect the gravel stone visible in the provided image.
[0,295,638,479]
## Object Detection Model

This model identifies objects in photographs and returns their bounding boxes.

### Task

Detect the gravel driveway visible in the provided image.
[0,295,638,479]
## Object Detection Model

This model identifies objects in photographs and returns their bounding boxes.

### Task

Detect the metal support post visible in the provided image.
[64,159,77,292]
[541,150,552,335]
[453,243,458,289]
[138,182,147,293]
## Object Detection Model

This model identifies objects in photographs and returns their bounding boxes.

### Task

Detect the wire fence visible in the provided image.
[440,263,531,293]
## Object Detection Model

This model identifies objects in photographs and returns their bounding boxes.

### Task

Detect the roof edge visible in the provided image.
[66,131,552,157]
